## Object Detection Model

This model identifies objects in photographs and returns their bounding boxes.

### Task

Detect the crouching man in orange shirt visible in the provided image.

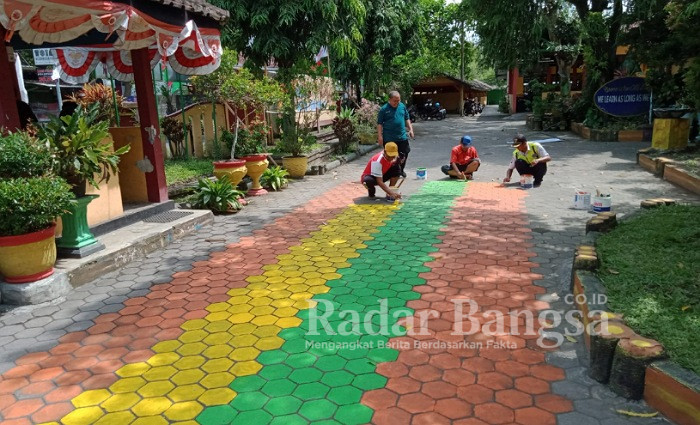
[441,135,480,180]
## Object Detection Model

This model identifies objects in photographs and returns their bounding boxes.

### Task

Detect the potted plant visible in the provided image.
[277,112,314,179]
[37,104,130,257]
[0,131,74,283]
[212,129,248,187]
[232,121,270,195]
[260,166,289,191]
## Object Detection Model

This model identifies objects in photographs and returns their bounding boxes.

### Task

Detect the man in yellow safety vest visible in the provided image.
[502,134,551,187]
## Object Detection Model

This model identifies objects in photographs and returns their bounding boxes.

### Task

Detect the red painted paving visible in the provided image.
[365,183,573,424]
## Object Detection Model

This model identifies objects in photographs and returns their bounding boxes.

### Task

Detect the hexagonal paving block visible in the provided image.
[230,391,270,411]
[261,379,298,397]
[327,386,363,405]
[288,367,323,384]
[298,399,338,421]
[264,395,303,416]
[230,375,266,392]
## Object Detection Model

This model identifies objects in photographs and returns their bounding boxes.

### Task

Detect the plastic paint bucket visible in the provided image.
[592,195,612,212]
[520,174,533,189]
[416,168,427,180]
[573,191,591,209]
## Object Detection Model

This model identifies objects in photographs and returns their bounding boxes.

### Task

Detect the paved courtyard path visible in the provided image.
[1,107,697,425]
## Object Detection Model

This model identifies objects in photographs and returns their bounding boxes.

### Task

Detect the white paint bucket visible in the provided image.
[520,174,533,189]
[416,168,427,180]
[573,191,591,209]
[592,195,612,212]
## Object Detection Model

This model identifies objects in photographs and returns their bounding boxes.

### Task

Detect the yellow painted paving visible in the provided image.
[44,204,397,425]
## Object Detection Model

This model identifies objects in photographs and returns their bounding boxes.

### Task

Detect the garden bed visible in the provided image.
[571,121,651,142]
[571,203,700,425]
[637,147,700,195]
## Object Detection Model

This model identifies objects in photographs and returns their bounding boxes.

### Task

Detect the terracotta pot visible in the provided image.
[241,154,269,196]
[0,224,57,283]
[213,159,248,187]
[282,156,308,178]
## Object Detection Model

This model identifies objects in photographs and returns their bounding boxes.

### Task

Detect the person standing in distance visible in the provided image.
[377,91,414,177]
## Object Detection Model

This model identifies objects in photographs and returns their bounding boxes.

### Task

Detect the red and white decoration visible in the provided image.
[0,0,223,81]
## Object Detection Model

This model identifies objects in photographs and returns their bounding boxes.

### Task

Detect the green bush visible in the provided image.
[194,178,245,213]
[0,131,52,178]
[0,177,74,236]
[260,166,289,191]
[498,96,510,114]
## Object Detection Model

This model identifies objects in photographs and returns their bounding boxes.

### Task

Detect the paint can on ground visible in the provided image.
[592,195,612,212]
[573,191,591,209]
[416,168,427,180]
[520,174,533,189]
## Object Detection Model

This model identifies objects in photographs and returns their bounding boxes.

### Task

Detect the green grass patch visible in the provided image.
[596,205,700,374]
[165,158,214,186]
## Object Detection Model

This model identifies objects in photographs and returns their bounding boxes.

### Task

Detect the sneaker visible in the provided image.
[400,171,407,178]
[533,181,542,188]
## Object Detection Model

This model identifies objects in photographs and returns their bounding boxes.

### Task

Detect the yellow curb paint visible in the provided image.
[47,204,396,425]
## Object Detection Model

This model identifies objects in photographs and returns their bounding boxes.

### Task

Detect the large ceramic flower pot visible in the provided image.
[241,154,269,196]
[283,156,308,179]
[0,225,57,283]
[213,159,248,187]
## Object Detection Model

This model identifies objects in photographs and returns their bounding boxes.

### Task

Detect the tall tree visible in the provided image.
[210,0,366,83]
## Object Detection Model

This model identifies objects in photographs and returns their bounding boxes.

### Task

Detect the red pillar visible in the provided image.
[132,48,168,203]
[0,30,20,130]
[507,67,519,114]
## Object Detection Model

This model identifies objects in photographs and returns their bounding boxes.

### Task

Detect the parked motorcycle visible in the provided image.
[407,104,418,122]
[463,98,482,116]
[419,99,446,120]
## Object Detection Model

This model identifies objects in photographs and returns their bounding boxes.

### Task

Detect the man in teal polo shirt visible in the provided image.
[377,91,414,177]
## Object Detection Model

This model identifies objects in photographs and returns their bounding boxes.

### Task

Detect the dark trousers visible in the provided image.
[441,159,479,176]
[362,164,401,196]
[514,159,547,183]
[394,139,410,174]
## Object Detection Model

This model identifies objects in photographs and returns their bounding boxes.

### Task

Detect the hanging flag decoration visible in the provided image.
[0,0,225,81]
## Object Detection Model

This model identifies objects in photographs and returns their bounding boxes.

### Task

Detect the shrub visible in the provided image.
[193,178,245,213]
[67,83,124,126]
[0,131,52,178]
[0,177,74,236]
[332,107,355,154]
[260,166,289,191]
[498,96,510,114]
[233,121,269,157]
[355,98,380,125]
[161,117,190,159]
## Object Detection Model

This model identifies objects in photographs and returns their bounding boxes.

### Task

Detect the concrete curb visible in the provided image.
[325,144,380,172]
[0,272,71,306]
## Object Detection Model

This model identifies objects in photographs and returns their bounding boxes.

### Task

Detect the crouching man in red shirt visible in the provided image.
[361,142,402,200]
[441,135,480,180]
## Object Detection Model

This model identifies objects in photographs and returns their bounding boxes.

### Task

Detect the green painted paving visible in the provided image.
[197,181,465,425]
